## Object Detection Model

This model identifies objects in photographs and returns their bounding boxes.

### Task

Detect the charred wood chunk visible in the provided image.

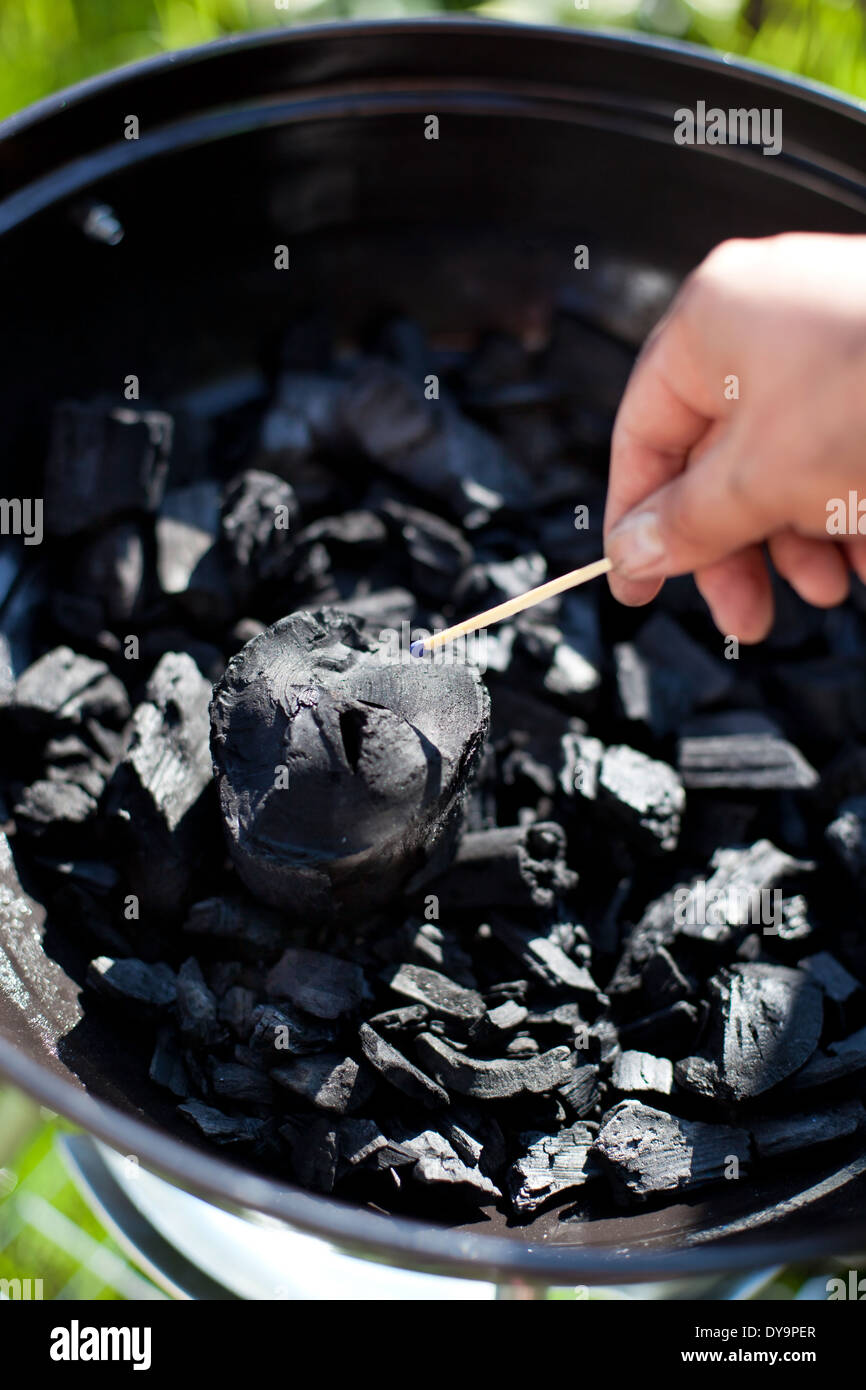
[619,1001,701,1058]
[15,779,98,836]
[220,470,298,593]
[183,896,287,963]
[86,956,176,1016]
[799,951,862,1006]
[176,958,226,1049]
[179,1099,266,1147]
[149,1027,190,1097]
[367,1004,430,1039]
[675,840,813,945]
[280,1116,339,1193]
[611,1050,673,1098]
[826,796,866,887]
[490,918,599,998]
[678,732,818,792]
[507,1123,600,1215]
[386,963,485,1033]
[750,1101,864,1159]
[248,1002,337,1066]
[266,947,370,1020]
[415,1032,573,1100]
[391,1126,500,1201]
[596,745,685,853]
[335,1117,415,1177]
[595,1100,750,1204]
[272,1053,375,1114]
[104,652,214,917]
[70,523,147,629]
[393,917,476,988]
[6,646,130,738]
[378,499,471,607]
[435,822,577,913]
[209,1059,273,1106]
[217,985,258,1042]
[615,614,732,737]
[211,609,489,922]
[358,1023,449,1108]
[44,403,172,536]
[557,1061,603,1119]
[675,963,823,1103]
[155,482,233,618]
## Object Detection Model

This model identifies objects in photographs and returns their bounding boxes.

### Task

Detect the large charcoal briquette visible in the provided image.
[211,608,489,922]
[594,1100,750,1204]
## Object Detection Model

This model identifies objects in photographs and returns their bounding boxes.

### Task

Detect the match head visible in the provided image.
[409,640,427,659]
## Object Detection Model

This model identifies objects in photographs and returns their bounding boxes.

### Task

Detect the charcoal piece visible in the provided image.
[506,1036,540,1057]
[15,779,97,834]
[340,360,435,460]
[507,1123,600,1215]
[368,1004,430,1037]
[209,1060,273,1105]
[220,470,298,589]
[179,1099,266,1147]
[149,1027,190,1097]
[558,733,604,800]
[358,1023,449,1108]
[272,1054,374,1114]
[155,482,233,615]
[6,646,130,736]
[614,624,732,739]
[611,1050,673,1097]
[336,1117,410,1174]
[44,402,171,536]
[378,402,532,527]
[257,372,348,470]
[557,1062,602,1119]
[641,948,692,1008]
[86,956,176,1016]
[799,952,862,1005]
[218,985,258,1041]
[339,587,416,631]
[675,840,813,945]
[490,919,599,999]
[248,1003,337,1066]
[826,796,866,886]
[750,1102,863,1159]
[176,958,225,1049]
[677,732,818,790]
[211,609,489,921]
[486,1000,528,1033]
[458,552,547,613]
[770,656,866,743]
[387,963,484,1032]
[280,1116,339,1192]
[395,918,476,988]
[393,1128,500,1201]
[594,1100,750,1204]
[435,822,577,912]
[104,652,214,916]
[595,745,684,853]
[379,499,471,605]
[183,896,286,963]
[439,1104,506,1178]
[619,1001,701,1057]
[675,963,823,1102]
[415,1033,573,1100]
[266,948,370,1020]
[71,523,146,627]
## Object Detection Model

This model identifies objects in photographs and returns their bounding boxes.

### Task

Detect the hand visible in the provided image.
[603,233,866,641]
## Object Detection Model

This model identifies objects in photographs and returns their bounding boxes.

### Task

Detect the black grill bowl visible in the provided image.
[2,19,866,1285]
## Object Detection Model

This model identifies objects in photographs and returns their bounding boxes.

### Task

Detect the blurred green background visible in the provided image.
[0,0,865,123]
[1,0,864,1302]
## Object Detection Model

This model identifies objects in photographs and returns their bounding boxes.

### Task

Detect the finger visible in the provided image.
[694,546,774,644]
[844,535,866,587]
[768,530,850,607]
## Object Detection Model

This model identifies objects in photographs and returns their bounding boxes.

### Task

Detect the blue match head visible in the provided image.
[409,640,427,659]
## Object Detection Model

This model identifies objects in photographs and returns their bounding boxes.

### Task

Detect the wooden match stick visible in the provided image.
[411,556,613,656]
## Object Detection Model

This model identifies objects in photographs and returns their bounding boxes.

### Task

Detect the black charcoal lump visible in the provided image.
[44,402,172,536]
[211,608,489,922]
[595,1100,750,1204]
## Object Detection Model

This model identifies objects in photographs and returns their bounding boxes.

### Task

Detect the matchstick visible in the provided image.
[410,556,613,656]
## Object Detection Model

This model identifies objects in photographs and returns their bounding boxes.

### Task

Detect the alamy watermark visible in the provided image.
[0,497,43,545]
[674,102,782,157]
[378,622,488,673]
[675,883,782,932]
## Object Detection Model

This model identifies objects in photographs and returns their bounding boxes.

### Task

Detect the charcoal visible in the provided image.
[506,1035,539,1057]
[595,1100,751,1204]
[557,1062,603,1118]
[395,918,476,987]
[183,896,286,962]
[5,646,130,737]
[211,609,489,921]
[368,1004,430,1038]
[611,1050,673,1097]
[435,822,577,912]
[248,1003,337,1066]
[387,963,484,1032]
[179,1099,266,1147]
[507,1123,600,1215]
[149,1027,190,1097]
[615,614,732,736]
[220,470,298,590]
[640,947,692,1008]
[218,985,258,1040]
[677,732,818,790]
[799,952,862,1005]
[750,1101,863,1158]
[393,1127,501,1201]
[619,1001,701,1056]
[379,499,471,605]
[280,1116,339,1192]
[440,1104,506,1177]
[266,948,370,1020]
[15,779,97,834]
[209,1060,273,1105]
[155,482,232,615]
[71,523,146,628]
[104,652,214,916]
[490,919,599,999]
[485,1000,528,1034]
[568,740,684,852]
[675,963,823,1102]
[826,797,866,886]
[176,958,225,1049]
[788,1027,866,1092]
[272,1054,374,1114]
[675,840,813,945]
[86,956,176,1016]
[336,1117,412,1175]
[358,1023,449,1108]
[340,360,435,460]
[415,1033,572,1100]
[44,402,171,535]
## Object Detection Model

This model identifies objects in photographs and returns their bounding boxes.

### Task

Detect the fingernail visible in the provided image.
[606,510,666,579]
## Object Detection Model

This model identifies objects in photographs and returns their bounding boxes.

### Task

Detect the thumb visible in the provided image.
[605,445,779,582]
